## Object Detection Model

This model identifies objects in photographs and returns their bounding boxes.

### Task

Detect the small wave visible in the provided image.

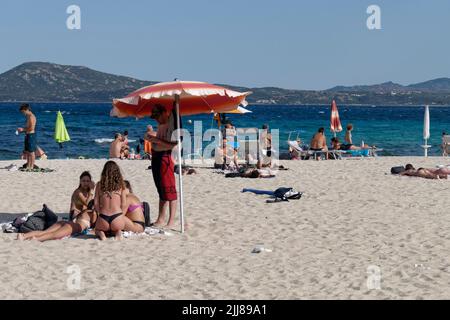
[95,138,114,144]
[94,138,137,144]
[44,110,52,113]
[318,111,325,114]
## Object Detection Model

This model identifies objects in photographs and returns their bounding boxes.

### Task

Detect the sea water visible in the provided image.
[0,103,448,160]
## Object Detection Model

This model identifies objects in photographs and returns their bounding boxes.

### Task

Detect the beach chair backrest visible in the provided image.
[288,140,301,151]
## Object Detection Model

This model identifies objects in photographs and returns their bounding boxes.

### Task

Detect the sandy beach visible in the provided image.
[0,157,450,299]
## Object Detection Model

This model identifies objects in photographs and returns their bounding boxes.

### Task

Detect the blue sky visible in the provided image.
[0,0,449,89]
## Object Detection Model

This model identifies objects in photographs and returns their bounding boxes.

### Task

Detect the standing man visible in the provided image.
[17,104,37,170]
[258,124,272,168]
[147,104,178,228]
[109,133,125,159]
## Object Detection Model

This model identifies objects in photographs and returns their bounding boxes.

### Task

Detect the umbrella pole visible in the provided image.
[424,138,428,157]
[175,95,185,233]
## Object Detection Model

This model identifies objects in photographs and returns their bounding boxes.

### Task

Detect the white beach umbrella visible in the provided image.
[423,105,430,157]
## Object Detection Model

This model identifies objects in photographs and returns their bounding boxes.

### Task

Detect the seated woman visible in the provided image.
[214,137,239,170]
[122,180,146,233]
[94,161,128,240]
[70,171,95,220]
[17,172,98,242]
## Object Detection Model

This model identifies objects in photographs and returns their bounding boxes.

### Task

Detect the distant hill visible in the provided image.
[328,78,450,94]
[0,62,156,102]
[407,78,450,92]
[328,81,405,93]
[0,62,450,105]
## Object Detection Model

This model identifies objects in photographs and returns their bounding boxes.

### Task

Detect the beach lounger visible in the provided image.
[287,140,310,159]
[288,141,343,160]
[442,135,450,156]
[339,147,383,158]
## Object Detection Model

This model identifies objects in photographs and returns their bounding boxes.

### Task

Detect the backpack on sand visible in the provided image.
[268,187,303,203]
[19,204,58,233]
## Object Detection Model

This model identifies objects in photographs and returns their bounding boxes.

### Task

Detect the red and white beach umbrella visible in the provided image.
[330,100,343,137]
[111,80,251,233]
[111,81,251,118]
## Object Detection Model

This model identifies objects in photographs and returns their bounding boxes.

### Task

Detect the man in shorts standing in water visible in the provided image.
[17,103,37,170]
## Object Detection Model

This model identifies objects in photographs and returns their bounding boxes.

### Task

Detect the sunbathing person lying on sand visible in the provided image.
[225,168,276,178]
[400,164,448,179]
[122,180,146,233]
[94,161,128,240]
[331,137,375,151]
[17,209,97,242]
[70,171,95,220]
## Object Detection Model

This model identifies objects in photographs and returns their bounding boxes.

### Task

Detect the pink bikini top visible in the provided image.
[127,203,143,214]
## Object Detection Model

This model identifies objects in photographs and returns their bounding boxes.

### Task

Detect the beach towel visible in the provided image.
[19,167,55,173]
[123,227,173,238]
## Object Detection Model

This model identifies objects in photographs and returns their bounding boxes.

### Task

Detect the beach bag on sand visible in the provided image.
[143,202,151,227]
[271,187,302,202]
[391,166,405,175]
[19,204,58,233]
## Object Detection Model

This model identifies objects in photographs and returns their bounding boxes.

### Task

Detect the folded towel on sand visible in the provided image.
[123,227,173,238]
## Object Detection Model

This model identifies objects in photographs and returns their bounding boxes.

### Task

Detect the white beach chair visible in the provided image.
[288,140,309,159]
[442,135,450,157]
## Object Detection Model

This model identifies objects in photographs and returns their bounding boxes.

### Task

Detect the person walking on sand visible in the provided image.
[109,133,125,159]
[147,104,178,228]
[17,104,37,170]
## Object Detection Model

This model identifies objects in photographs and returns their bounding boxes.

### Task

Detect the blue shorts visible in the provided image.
[24,133,37,152]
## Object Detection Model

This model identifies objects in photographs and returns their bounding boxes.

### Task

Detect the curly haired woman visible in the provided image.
[94,161,128,240]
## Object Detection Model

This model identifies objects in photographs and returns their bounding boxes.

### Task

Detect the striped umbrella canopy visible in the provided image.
[111,81,251,118]
[330,100,343,137]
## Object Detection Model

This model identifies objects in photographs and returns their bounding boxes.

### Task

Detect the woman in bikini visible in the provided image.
[94,161,128,240]
[70,171,95,220]
[122,180,146,233]
[17,171,98,242]
[400,164,448,179]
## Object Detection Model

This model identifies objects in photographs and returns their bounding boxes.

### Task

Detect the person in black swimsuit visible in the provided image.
[94,161,128,240]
